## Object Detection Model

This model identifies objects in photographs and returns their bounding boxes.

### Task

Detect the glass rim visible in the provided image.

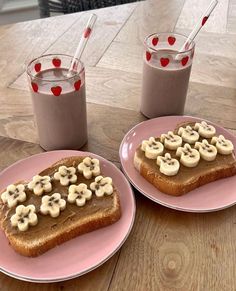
[144,32,195,54]
[26,53,84,82]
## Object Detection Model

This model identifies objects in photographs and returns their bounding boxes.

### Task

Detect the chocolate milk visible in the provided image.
[141,52,192,118]
[30,68,87,150]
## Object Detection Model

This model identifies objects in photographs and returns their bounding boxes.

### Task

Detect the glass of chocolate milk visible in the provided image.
[141,33,195,118]
[27,54,87,151]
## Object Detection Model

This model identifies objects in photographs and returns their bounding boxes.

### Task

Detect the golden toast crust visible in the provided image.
[0,156,121,257]
[134,121,236,196]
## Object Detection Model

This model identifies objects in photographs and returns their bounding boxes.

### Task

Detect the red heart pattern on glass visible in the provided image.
[34,63,41,73]
[181,56,189,66]
[144,34,194,68]
[74,80,81,91]
[152,37,159,46]
[31,82,38,92]
[84,27,91,38]
[160,58,169,67]
[52,58,61,67]
[146,51,151,61]
[168,36,176,46]
[51,86,62,96]
[202,16,208,26]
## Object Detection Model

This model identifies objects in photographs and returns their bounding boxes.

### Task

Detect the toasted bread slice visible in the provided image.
[134,121,236,196]
[0,156,121,257]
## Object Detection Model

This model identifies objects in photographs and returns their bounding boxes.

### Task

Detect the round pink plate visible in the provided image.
[0,150,135,283]
[119,116,236,213]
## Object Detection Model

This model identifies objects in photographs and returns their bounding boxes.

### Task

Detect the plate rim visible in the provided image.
[0,150,136,283]
[119,115,236,213]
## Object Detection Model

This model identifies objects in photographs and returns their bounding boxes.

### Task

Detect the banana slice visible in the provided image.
[211,135,234,155]
[157,153,180,176]
[194,121,216,138]
[176,143,200,167]
[141,137,164,159]
[160,131,182,150]
[195,139,217,161]
[178,126,199,144]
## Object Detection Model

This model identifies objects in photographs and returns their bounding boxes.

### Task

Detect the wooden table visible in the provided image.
[0,0,236,290]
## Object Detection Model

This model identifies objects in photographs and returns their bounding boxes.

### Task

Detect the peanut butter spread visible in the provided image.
[137,122,236,183]
[0,157,115,240]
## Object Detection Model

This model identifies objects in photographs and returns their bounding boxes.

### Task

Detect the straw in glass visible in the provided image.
[179,0,218,53]
[68,13,97,75]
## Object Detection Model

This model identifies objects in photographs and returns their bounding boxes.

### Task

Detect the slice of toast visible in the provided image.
[0,156,121,257]
[134,121,236,196]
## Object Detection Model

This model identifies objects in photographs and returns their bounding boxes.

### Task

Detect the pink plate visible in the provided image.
[0,150,135,283]
[119,116,236,213]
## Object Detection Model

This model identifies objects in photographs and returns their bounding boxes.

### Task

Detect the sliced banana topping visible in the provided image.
[160,131,182,150]
[54,166,77,186]
[78,157,101,179]
[1,184,26,208]
[178,126,199,144]
[68,183,92,207]
[10,205,38,232]
[211,135,234,155]
[90,176,113,197]
[194,121,216,138]
[195,139,217,161]
[141,137,164,159]
[157,153,180,176]
[40,193,66,218]
[176,143,200,167]
[28,175,52,196]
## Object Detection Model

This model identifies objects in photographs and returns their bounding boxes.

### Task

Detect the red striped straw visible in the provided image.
[68,13,97,74]
[179,0,218,53]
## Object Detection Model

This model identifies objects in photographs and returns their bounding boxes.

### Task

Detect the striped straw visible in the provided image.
[68,13,97,74]
[179,0,218,53]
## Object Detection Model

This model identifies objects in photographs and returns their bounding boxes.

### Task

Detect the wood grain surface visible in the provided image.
[0,13,79,88]
[97,41,236,89]
[174,27,236,58]
[0,0,236,290]
[227,0,236,33]
[115,0,186,45]
[109,194,236,291]
[10,66,142,111]
[175,0,229,33]
[45,3,137,67]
